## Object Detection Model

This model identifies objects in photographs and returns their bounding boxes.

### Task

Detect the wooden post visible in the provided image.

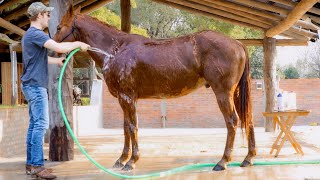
[121,0,131,33]
[263,37,277,132]
[48,0,74,161]
[9,44,18,105]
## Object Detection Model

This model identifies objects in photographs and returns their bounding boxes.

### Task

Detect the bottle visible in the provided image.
[277,92,284,112]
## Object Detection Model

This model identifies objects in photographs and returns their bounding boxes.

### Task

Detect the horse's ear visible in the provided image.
[74,6,81,15]
[66,5,73,17]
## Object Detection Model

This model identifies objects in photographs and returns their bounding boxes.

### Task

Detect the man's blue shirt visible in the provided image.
[21,27,50,89]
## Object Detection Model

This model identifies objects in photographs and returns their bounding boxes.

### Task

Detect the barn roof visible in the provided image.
[0,0,319,66]
[1,0,319,41]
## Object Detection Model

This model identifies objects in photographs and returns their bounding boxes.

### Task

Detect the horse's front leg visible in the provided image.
[116,93,140,171]
[113,119,131,168]
[213,92,238,171]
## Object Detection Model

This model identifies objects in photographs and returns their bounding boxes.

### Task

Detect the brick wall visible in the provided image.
[103,79,320,128]
[0,107,29,157]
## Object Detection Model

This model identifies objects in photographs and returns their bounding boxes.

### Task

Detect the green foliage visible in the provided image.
[90,7,148,37]
[81,97,90,106]
[277,64,285,79]
[250,47,263,79]
[283,65,300,79]
[106,0,262,39]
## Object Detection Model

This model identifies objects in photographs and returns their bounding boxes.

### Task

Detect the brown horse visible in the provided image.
[54,7,256,171]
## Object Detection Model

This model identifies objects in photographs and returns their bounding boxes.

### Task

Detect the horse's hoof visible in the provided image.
[213,164,226,171]
[240,160,253,167]
[113,160,125,168]
[121,163,134,171]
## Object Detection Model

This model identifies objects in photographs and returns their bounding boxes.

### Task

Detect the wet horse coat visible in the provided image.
[54,7,256,171]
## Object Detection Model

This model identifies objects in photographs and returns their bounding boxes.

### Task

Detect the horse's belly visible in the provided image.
[139,77,206,99]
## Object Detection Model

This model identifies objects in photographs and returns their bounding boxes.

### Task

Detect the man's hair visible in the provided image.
[28,11,45,21]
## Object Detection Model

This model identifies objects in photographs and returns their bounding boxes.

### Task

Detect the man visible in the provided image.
[21,2,90,179]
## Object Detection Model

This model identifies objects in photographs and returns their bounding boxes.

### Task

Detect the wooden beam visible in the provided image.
[0,17,25,36]
[80,0,113,14]
[121,0,131,33]
[308,14,320,25]
[4,6,29,21]
[270,0,320,15]
[48,0,74,162]
[0,0,21,11]
[263,37,277,132]
[202,0,282,21]
[153,0,265,31]
[191,0,275,26]
[266,0,319,37]
[74,0,97,10]
[4,0,49,21]
[287,26,318,39]
[158,0,269,29]
[0,33,19,44]
[280,31,309,41]
[238,39,308,46]
[295,20,320,31]
[4,0,96,35]
[3,19,30,35]
[233,0,289,15]
[11,43,22,52]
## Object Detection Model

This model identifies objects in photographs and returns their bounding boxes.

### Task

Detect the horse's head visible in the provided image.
[53,5,81,43]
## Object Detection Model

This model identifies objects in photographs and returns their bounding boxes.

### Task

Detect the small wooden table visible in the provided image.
[263,110,310,157]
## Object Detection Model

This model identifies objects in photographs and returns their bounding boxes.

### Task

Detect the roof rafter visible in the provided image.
[0,17,25,36]
[266,0,319,37]
[203,0,282,21]
[270,0,320,15]
[0,0,21,11]
[159,0,269,29]
[192,0,275,26]
[153,0,264,31]
[232,0,289,15]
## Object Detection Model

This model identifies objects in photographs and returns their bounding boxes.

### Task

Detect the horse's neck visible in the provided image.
[77,15,127,67]
[78,15,126,46]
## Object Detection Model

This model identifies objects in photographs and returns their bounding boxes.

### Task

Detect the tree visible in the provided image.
[90,7,148,37]
[106,0,262,39]
[250,47,263,79]
[283,64,300,79]
[294,41,320,78]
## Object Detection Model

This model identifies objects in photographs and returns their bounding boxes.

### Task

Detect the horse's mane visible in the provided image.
[144,39,175,46]
[83,14,125,34]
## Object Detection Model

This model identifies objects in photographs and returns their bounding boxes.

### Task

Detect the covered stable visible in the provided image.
[0,0,319,158]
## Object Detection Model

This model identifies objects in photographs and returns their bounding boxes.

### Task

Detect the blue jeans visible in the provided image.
[21,84,49,167]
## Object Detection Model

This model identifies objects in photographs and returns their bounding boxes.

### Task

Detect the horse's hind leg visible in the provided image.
[115,93,140,171]
[241,123,256,167]
[213,91,239,171]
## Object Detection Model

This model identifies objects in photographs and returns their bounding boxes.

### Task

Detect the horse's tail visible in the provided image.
[234,44,253,137]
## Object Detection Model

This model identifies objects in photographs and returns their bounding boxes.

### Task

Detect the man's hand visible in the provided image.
[58,57,65,67]
[78,42,90,52]
[48,56,65,66]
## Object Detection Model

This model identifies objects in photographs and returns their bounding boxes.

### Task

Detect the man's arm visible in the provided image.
[48,56,64,66]
[44,39,90,53]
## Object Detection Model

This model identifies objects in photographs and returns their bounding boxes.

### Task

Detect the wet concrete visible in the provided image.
[1,127,320,179]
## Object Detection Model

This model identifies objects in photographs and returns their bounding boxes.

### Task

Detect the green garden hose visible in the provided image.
[58,48,320,179]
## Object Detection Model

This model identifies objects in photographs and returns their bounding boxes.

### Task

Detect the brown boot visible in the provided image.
[31,166,57,179]
[26,164,53,175]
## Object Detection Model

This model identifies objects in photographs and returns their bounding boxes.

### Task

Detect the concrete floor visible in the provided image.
[1,127,320,179]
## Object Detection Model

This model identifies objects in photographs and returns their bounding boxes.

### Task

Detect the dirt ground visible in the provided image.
[1,127,320,179]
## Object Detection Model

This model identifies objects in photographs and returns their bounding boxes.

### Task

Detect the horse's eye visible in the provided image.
[57,26,61,31]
